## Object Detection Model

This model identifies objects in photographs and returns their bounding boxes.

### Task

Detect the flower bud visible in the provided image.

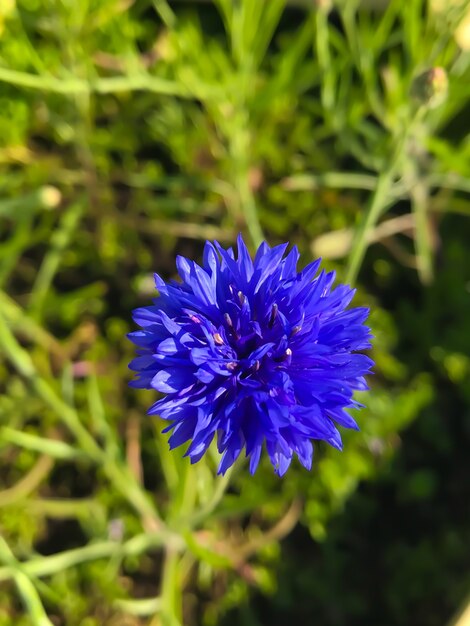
[411,67,448,109]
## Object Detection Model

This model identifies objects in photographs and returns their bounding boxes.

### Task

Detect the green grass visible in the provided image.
[1,1,470,625]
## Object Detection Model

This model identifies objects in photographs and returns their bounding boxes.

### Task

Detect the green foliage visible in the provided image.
[0,1,469,625]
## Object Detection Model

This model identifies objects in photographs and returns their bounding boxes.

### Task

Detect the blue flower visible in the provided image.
[129,235,373,476]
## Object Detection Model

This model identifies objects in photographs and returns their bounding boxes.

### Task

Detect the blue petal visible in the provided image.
[129,234,373,477]
[151,368,194,393]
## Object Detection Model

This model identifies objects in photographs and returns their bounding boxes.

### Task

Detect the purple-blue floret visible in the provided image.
[128,235,373,476]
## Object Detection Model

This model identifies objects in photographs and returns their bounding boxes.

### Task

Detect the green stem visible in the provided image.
[103,460,161,530]
[409,163,433,284]
[29,201,84,320]
[345,166,397,285]
[25,498,103,519]
[0,427,85,460]
[0,309,161,527]
[161,549,182,626]
[167,459,197,526]
[186,466,234,528]
[227,114,264,249]
[238,172,264,249]
[345,108,427,284]
[315,4,335,116]
[0,291,64,356]
[0,533,182,583]
[0,538,54,626]
[0,456,53,507]
[283,171,380,192]
[151,0,176,28]
[31,378,103,461]
[114,596,163,616]
[0,67,187,97]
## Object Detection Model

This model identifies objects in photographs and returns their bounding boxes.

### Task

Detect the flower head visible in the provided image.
[129,235,373,476]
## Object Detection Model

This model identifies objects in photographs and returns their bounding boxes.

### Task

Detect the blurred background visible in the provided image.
[0,1,470,625]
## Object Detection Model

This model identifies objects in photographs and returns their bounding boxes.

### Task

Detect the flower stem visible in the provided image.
[160,549,183,626]
[114,596,163,617]
[186,465,235,528]
[237,172,264,249]
[0,66,187,97]
[0,532,181,583]
[0,308,161,528]
[345,108,426,285]
[0,537,54,626]
[345,165,397,285]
